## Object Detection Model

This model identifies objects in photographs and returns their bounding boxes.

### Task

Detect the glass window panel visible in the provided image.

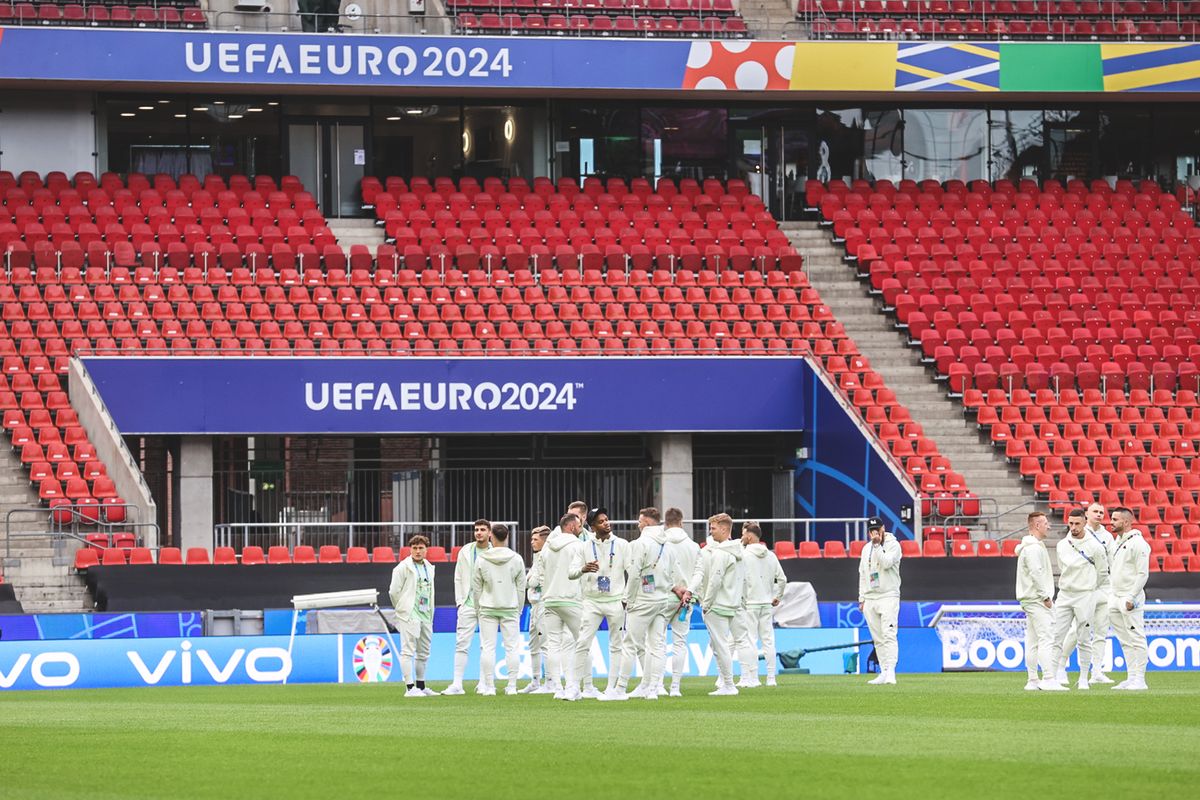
[989,109,1044,182]
[902,109,987,183]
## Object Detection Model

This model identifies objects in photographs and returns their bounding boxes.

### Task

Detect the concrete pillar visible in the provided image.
[651,432,693,527]
[179,437,214,554]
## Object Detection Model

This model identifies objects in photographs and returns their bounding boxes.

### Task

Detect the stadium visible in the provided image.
[2,3,1200,797]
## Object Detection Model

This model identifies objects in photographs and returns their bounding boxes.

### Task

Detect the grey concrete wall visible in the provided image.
[179,438,215,554]
[67,359,160,548]
[651,432,693,531]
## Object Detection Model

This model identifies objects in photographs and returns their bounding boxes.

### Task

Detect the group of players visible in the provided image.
[387,501,787,699]
[1015,503,1153,691]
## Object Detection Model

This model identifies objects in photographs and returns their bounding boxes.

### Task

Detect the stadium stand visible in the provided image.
[811,176,1200,566]
[2,169,973,566]
[448,0,749,37]
[799,0,1200,39]
[0,2,207,28]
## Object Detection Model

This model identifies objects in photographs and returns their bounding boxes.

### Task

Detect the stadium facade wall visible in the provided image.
[0,92,95,177]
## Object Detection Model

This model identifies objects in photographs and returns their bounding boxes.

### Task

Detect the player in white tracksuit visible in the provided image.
[443,519,492,696]
[741,523,787,686]
[663,508,701,697]
[1015,512,1062,690]
[681,513,746,696]
[1056,503,1117,683]
[600,523,687,701]
[541,513,586,700]
[1107,507,1152,691]
[574,507,632,698]
[520,526,553,694]
[858,518,901,685]
[1050,508,1109,690]
[471,524,527,696]
[389,535,436,697]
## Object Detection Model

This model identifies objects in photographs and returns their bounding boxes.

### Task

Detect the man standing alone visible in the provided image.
[1016,512,1064,691]
[857,517,901,686]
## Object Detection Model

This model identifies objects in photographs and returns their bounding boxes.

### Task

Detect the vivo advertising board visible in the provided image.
[81,357,808,435]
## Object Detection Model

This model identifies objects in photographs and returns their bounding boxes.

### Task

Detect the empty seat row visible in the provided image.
[0,3,206,27]
[773,538,1010,558]
[457,12,748,34]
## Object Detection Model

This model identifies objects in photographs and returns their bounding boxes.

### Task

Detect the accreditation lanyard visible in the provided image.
[592,538,616,571]
[1069,539,1095,566]
[646,543,666,573]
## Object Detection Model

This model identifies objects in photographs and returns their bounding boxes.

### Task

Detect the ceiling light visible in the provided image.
[174,113,187,118]
[248,107,263,112]
[228,114,244,119]
[267,101,279,106]
[193,106,208,112]
[386,116,401,121]
[158,100,171,104]
[120,112,136,117]
[405,108,424,116]
[138,105,154,111]
[214,100,225,105]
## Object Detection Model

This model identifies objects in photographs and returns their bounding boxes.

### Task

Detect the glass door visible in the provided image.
[286,119,368,218]
[731,120,809,221]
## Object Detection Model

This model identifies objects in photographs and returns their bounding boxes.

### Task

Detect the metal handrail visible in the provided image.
[608,515,872,545]
[3,505,162,559]
[212,519,520,550]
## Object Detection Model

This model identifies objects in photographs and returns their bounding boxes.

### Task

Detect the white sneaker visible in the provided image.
[1024,680,1042,691]
[552,689,567,700]
[505,685,518,695]
[597,688,629,702]
[1040,680,1068,691]
[518,681,540,694]
[630,683,649,698]
[1090,671,1115,684]
[656,685,668,696]
[422,688,437,697]
[881,671,897,685]
[867,674,887,685]
[765,677,778,687]
[441,684,465,696]
[405,686,426,698]
[736,678,761,689]
[478,686,496,696]
[1124,679,1148,691]
[642,692,659,701]
[708,684,739,696]
[1111,680,1130,691]
[1055,668,1068,684]
[533,684,558,695]
[1077,679,1090,691]
[562,689,581,702]
[669,685,682,697]
[580,686,600,699]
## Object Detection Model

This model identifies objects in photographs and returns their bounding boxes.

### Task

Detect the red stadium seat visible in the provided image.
[241,546,266,565]
[318,545,343,563]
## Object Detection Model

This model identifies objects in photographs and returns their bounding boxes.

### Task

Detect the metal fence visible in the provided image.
[212,519,519,552]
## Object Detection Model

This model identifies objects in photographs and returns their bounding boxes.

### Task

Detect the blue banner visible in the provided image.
[82,356,808,435]
[0,28,689,90]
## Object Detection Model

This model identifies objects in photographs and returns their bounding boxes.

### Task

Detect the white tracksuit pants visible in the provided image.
[668,613,690,686]
[745,605,778,679]
[478,614,521,691]
[544,604,581,690]
[576,599,628,691]
[731,609,757,678]
[1050,591,1096,677]
[1060,589,1111,674]
[621,606,669,691]
[1108,599,1147,682]
[703,610,735,687]
[863,596,900,673]
[396,616,432,685]
[1021,601,1054,679]
[528,603,546,682]
[452,604,482,685]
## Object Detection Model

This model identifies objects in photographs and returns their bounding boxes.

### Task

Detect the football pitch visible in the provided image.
[2,673,1198,799]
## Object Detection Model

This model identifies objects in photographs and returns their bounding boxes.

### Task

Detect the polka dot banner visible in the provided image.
[682,42,795,91]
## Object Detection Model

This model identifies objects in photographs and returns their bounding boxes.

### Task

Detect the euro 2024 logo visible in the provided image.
[352,636,393,683]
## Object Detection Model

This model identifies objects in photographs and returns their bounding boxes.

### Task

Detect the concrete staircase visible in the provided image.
[0,445,94,612]
[737,0,804,38]
[783,220,1036,538]
[328,218,385,250]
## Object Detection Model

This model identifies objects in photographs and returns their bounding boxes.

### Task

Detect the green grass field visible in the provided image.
[2,673,1197,799]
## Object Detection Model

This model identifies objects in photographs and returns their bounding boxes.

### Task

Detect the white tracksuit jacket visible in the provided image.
[687,538,745,616]
[580,532,631,602]
[665,526,701,589]
[1055,534,1108,598]
[742,543,787,606]
[625,526,687,613]
[453,541,489,607]
[857,533,902,603]
[1015,535,1054,603]
[471,546,527,619]
[389,557,435,623]
[541,530,585,607]
[1109,529,1151,609]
